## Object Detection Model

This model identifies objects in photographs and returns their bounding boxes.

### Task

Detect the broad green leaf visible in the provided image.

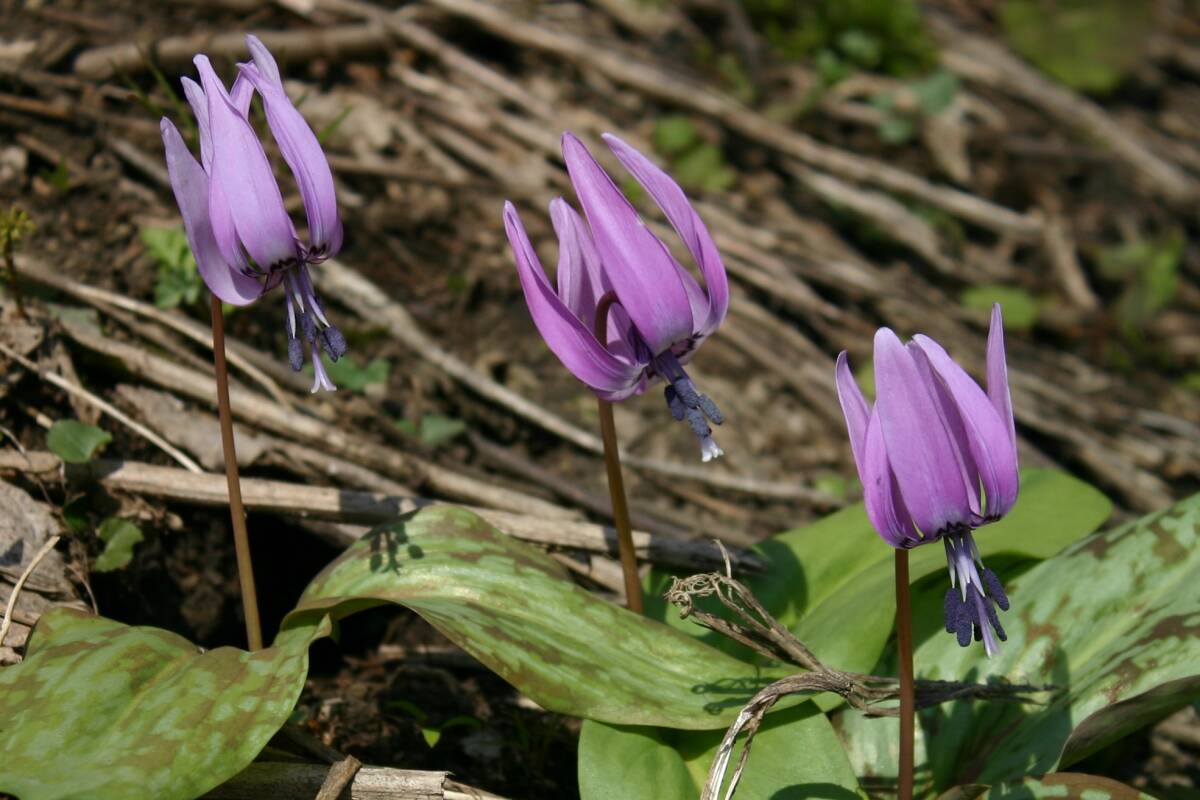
[948,773,1154,800]
[836,493,1200,791]
[0,608,325,800]
[46,419,112,463]
[286,507,783,729]
[1000,0,1151,93]
[93,517,144,572]
[579,702,862,800]
[960,285,1039,330]
[647,470,1111,681]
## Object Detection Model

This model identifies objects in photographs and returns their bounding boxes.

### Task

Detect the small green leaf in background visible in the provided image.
[1097,232,1185,334]
[47,419,112,464]
[912,69,959,116]
[141,225,202,309]
[960,284,1040,330]
[879,114,916,144]
[837,28,882,68]
[94,518,144,572]
[653,115,699,156]
[312,355,390,392]
[395,414,466,447]
[40,159,71,193]
[1000,0,1152,93]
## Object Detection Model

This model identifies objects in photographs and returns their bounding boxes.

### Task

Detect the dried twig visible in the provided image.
[0,340,203,473]
[0,451,762,572]
[0,534,61,649]
[666,569,1048,799]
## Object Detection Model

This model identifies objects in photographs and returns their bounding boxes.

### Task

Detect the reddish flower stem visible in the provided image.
[594,292,642,613]
[210,295,263,650]
[896,549,915,800]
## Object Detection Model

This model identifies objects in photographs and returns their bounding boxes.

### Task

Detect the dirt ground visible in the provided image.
[2,0,1200,796]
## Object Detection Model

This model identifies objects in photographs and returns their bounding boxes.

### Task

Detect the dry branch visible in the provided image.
[371,0,1043,238]
[205,761,509,800]
[0,451,762,572]
[930,15,1199,205]
[74,25,392,80]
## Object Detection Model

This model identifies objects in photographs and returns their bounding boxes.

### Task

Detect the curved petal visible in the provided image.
[244,34,282,86]
[561,132,693,355]
[504,202,647,400]
[550,197,605,325]
[196,55,298,273]
[835,351,870,469]
[910,343,983,519]
[912,334,1018,519]
[238,59,342,256]
[862,412,922,548]
[160,119,264,306]
[987,304,1018,460]
[873,328,972,536]
[603,132,729,336]
[180,78,212,173]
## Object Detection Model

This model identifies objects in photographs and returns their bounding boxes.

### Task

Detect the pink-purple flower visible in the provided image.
[836,305,1019,656]
[160,35,345,392]
[503,132,730,460]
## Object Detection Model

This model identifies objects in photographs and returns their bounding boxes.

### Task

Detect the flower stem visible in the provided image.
[210,295,263,650]
[593,290,642,613]
[596,398,643,613]
[895,549,915,800]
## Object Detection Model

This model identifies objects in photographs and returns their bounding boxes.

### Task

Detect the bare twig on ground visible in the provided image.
[205,760,507,800]
[0,340,203,473]
[930,14,1199,205]
[0,534,61,649]
[0,451,763,572]
[73,25,393,80]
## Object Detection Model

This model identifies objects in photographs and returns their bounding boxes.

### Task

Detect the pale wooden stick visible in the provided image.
[0,451,763,572]
[0,535,61,649]
[18,256,297,410]
[0,341,203,473]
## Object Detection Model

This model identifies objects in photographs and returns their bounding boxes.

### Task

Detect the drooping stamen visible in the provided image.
[310,349,336,393]
[653,349,725,462]
[942,529,1008,656]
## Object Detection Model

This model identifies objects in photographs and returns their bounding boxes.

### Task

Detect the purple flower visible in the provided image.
[159,34,345,393]
[503,132,730,460]
[836,305,1019,656]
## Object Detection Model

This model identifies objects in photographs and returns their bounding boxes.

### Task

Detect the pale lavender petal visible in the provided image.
[238,60,342,256]
[196,54,297,272]
[245,33,282,86]
[835,351,870,469]
[913,334,1018,518]
[987,304,1018,461]
[504,202,647,400]
[603,132,729,336]
[561,132,693,355]
[160,118,263,306]
[181,78,212,173]
[229,72,254,117]
[862,412,922,548]
[874,327,972,536]
[910,343,983,519]
[550,197,606,325]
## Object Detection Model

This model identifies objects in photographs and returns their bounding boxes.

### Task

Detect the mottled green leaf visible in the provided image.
[0,609,325,800]
[836,493,1200,790]
[287,507,784,729]
[939,773,1153,800]
[93,517,144,572]
[579,702,862,800]
[46,419,111,464]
